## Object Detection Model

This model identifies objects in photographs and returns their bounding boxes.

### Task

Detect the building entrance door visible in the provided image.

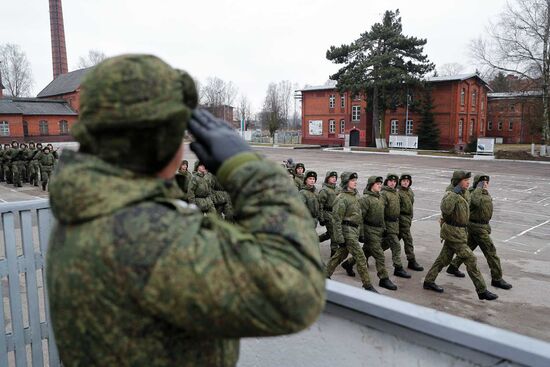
[350,129,360,146]
[23,121,29,137]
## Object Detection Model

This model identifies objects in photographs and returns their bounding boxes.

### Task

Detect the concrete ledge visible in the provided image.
[474,154,495,160]
[389,149,418,155]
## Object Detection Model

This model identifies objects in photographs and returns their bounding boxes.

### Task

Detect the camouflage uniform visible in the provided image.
[449,174,511,288]
[299,170,320,228]
[424,171,489,296]
[208,172,234,220]
[175,160,192,201]
[47,54,325,367]
[39,148,55,191]
[30,143,43,186]
[0,145,4,182]
[325,172,374,290]
[398,173,422,270]
[2,143,12,184]
[188,161,216,214]
[293,163,305,190]
[318,171,338,255]
[10,142,25,187]
[24,142,36,183]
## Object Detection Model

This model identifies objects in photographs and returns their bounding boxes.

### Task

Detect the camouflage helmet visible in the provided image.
[181,160,189,166]
[340,171,358,188]
[324,170,338,183]
[399,173,412,187]
[303,170,318,184]
[72,54,198,174]
[194,160,205,172]
[383,173,399,186]
[451,170,471,186]
[36,142,43,148]
[367,175,384,191]
[473,173,490,188]
[294,163,305,173]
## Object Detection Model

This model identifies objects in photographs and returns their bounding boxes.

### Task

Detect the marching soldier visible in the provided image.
[318,171,338,256]
[424,171,498,300]
[0,144,4,182]
[2,143,12,184]
[325,172,378,293]
[30,142,43,186]
[24,141,37,184]
[381,173,411,279]
[299,170,320,228]
[10,141,24,188]
[447,174,512,290]
[294,163,306,190]
[39,145,56,191]
[187,161,216,214]
[398,173,423,271]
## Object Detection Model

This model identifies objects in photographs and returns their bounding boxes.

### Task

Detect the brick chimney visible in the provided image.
[0,63,4,99]
[49,0,69,79]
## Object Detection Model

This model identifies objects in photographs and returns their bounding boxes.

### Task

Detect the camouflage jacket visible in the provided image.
[331,188,362,244]
[207,172,231,206]
[174,170,192,201]
[39,152,55,167]
[47,150,325,367]
[398,186,414,218]
[359,190,385,234]
[187,171,215,213]
[469,187,493,228]
[440,186,470,243]
[318,182,337,223]
[381,186,400,234]
[299,185,320,223]
[294,173,305,190]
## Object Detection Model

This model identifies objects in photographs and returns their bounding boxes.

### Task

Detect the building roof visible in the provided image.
[425,73,490,87]
[0,98,77,116]
[487,90,543,99]
[36,67,92,98]
[299,80,337,92]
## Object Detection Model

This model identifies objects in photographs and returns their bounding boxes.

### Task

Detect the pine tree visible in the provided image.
[326,9,434,147]
[417,87,440,150]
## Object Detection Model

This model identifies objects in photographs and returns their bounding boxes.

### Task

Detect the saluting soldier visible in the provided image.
[424,171,498,301]
[325,172,378,293]
[299,170,320,228]
[318,171,339,256]
[447,174,512,290]
[381,173,411,279]
[398,173,423,271]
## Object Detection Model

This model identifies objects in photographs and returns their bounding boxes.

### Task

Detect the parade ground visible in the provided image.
[1,145,550,342]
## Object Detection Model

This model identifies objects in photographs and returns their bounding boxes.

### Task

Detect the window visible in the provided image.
[481,119,484,132]
[469,119,474,136]
[59,120,69,135]
[0,121,9,136]
[352,106,360,121]
[510,104,515,112]
[353,94,361,101]
[509,120,514,131]
[472,90,477,106]
[23,121,29,137]
[329,119,336,133]
[340,119,345,134]
[340,95,345,108]
[498,121,503,130]
[460,89,465,106]
[405,120,413,135]
[39,120,49,135]
[458,119,463,139]
[391,120,399,135]
[329,95,335,109]
[488,121,493,131]
[481,99,485,111]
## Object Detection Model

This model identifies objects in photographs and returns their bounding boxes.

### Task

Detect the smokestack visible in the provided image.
[0,62,4,99]
[49,0,69,79]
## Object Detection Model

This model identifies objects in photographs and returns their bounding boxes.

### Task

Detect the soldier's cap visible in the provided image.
[194,160,205,172]
[451,170,471,186]
[399,173,413,186]
[384,173,399,185]
[3,144,10,147]
[367,175,384,191]
[43,146,50,152]
[303,170,317,183]
[20,143,27,148]
[29,141,35,146]
[473,173,490,187]
[287,157,294,164]
[324,170,338,183]
[36,143,43,147]
[72,54,198,175]
[294,163,305,171]
[11,140,18,146]
[181,160,189,166]
[340,171,358,188]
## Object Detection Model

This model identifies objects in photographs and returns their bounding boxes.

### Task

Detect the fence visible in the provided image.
[251,130,302,145]
[0,199,59,367]
[2,199,550,367]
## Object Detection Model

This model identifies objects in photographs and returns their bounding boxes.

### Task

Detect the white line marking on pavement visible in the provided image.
[536,197,550,204]
[508,248,533,254]
[413,213,440,222]
[503,219,550,243]
[524,186,538,192]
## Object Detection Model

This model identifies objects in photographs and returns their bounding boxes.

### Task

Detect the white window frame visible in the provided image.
[480,119,484,132]
[352,106,360,121]
[329,119,336,133]
[390,119,399,135]
[469,120,474,136]
[39,120,49,136]
[340,119,345,134]
[458,120,464,139]
[340,95,345,108]
[488,121,493,131]
[472,90,477,106]
[460,89,465,106]
[59,120,69,135]
[0,121,9,136]
[405,120,413,136]
[329,95,335,109]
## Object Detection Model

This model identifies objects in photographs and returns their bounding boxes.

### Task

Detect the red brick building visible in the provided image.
[37,67,91,113]
[486,91,543,143]
[300,74,491,150]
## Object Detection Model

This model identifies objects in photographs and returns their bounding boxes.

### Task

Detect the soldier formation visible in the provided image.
[0,140,59,191]
[286,159,512,300]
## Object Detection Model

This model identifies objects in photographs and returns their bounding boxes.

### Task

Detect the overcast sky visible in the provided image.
[4,0,505,112]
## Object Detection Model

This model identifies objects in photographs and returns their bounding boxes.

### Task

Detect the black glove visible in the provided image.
[453,185,462,194]
[188,109,251,174]
[319,220,326,226]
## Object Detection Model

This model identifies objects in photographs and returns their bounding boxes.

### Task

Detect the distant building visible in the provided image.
[37,67,91,113]
[202,104,237,128]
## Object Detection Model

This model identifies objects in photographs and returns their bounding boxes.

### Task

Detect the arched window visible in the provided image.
[460,89,465,106]
[39,120,49,135]
[469,119,474,136]
[59,120,69,135]
[458,119,464,140]
[0,121,10,136]
[340,119,345,134]
[472,90,477,107]
[23,121,29,137]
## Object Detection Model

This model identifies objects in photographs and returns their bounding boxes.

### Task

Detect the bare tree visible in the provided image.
[437,62,465,76]
[201,77,238,107]
[277,80,293,130]
[77,49,107,69]
[237,94,252,130]
[261,83,284,143]
[0,43,33,97]
[470,0,550,154]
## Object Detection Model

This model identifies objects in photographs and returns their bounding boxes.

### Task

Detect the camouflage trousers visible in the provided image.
[382,234,403,269]
[215,201,234,221]
[194,197,216,214]
[398,215,416,261]
[3,164,11,184]
[450,224,503,281]
[12,161,26,187]
[347,225,389,280]
[0,163,4,182]
[318,214,336,253]
[41,166,53,190]
[425,239,487,293]
[325,225,372,287]
[30,161,40,186]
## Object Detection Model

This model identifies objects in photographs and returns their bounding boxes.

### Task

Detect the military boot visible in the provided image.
[446,265,465,278]
[341,260,356,277]
[491,279,512,290]
[394,266,411,278]
[478,290,498,301]
[363,284,379,293]
[379,278,397,291]
[407,259,424,271]
[423,281,444,293]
